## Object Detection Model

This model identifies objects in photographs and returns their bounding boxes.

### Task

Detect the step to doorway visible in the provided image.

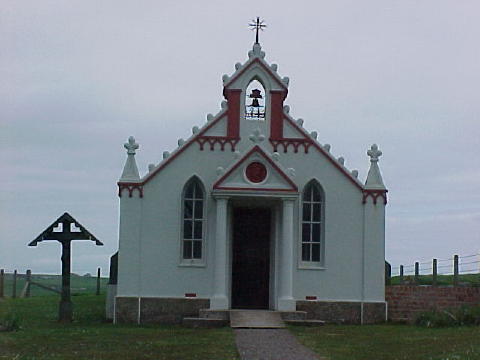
[230,310,285,328]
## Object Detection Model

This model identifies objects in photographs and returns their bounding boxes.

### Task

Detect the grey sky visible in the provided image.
[1,0,479,276]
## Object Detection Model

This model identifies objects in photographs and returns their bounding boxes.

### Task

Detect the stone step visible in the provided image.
[197,309,307,321]
[279,311,307,321]
[182,317,229,328]
[285,319,326,326]
[198,309,230,320]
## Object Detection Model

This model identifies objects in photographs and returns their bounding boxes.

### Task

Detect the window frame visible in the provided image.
[179,177,207,267]
[298,180,326,269]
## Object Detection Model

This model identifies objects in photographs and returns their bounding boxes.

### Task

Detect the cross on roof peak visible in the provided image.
[367,144,382,162]
[249,17,266,44]
[124,136,139,155]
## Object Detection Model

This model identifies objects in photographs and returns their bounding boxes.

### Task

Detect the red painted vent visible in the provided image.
[305,296,317,301]
[185,293,197,298]
[245,162,267,183]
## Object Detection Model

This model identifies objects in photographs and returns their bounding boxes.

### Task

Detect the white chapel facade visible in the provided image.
[113,41,388,324]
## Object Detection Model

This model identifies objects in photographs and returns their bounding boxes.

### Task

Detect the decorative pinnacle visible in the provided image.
[249,17,266,44]
[249,128,265,143]
[367,144,382,163]
[124,136,139,155]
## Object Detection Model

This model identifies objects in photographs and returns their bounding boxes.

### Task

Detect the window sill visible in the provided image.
[178,261,206,268]
[298,263,326,270]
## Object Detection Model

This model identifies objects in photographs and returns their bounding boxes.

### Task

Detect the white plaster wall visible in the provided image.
[117,57,385,304]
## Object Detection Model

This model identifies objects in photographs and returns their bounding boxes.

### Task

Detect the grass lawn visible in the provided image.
[291,324,480,360]
[0,295,239,360]
[390,273,480,287]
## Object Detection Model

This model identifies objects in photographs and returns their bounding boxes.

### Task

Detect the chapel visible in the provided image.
[109,36,388,324]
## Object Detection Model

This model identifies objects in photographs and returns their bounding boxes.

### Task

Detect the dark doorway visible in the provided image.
[231,207,271,309]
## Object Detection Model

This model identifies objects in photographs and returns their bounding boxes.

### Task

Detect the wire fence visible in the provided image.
[388,253,480,286]
[0,268,107,298]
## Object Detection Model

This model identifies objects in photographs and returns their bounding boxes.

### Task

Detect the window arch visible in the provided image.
[245,79,266,121]
[301,181,324,263]
[182,177,205,261]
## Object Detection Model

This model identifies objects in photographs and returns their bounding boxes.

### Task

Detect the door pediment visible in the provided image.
[213,146,298,192]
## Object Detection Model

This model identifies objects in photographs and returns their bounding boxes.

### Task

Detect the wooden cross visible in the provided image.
[29,212,103,322]
[249,17,266,44]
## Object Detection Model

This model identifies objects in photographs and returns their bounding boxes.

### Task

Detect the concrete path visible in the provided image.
[235,329,322,360]
[230,310,285,328]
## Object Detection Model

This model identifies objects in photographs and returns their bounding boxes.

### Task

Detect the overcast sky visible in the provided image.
[1,1,479,277]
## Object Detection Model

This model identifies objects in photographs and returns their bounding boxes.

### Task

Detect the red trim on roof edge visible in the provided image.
[128,112,230,186]
[213,145,298,192]
[362,189,388,205]
[223,58,287,92]
[282,115,364,192]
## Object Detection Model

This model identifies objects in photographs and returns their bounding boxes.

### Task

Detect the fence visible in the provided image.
[387,253,480,286]
[0,268,105,298]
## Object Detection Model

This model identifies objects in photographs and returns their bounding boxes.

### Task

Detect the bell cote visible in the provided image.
[222,43,289,141]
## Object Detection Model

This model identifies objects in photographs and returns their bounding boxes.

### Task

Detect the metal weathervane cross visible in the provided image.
[249,17,266,44]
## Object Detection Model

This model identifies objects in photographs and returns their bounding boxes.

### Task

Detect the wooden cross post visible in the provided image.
[29,212,103,322]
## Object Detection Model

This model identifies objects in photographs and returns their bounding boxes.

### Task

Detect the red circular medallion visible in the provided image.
[245,162,267,183]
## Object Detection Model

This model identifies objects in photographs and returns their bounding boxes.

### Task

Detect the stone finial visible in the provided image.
[323,144,331,152]
[148,164,155,172]
[283,105,290,114]
[235,62,242,70]
[310,131,318,140]
[178,138,185,147]
[162,151,170,159]
[296,118,304,127]
[207,113,214,122]
[221,100,228,110]
[248,43,265,59]
[120,136,140,181]
[365,144,386,189]
[338,157,345,165]
[270,64,278,72]
[249,128,265,144]
[222,74,230,84]
[367,144,382,163]
[124,136,139,155]
[282,77,290,86]
[351,170,359,178]
[192,126,200,134]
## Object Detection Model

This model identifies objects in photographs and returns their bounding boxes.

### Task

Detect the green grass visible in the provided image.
[291,324,480,360]
[0,295,239,360]
[2,273,109,297]
[390,273,480,287]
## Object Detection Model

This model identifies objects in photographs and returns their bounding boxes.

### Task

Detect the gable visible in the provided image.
[213,145,297,192]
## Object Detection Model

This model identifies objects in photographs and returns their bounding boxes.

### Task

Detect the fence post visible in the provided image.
[26,269,31,297]
[96,267,101,296]
[0,269,4,298]
[13,270,17,298]
[453,254,459,286]
[432,259,437,286]
[414,262,419,284]
[399,265,404,284]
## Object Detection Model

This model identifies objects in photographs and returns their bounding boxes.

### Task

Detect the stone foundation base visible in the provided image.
[115,297,210,324]
[296,300,386,324]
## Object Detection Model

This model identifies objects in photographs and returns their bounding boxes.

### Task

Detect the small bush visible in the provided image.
[0,312,20,332]
[416,305,480,327]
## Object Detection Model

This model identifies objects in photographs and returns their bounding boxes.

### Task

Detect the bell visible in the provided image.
[250,98,260,107]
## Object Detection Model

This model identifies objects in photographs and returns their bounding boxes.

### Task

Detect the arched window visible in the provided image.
[301,181,324,263]
[245,80,266,121]
[182,178,205,261]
